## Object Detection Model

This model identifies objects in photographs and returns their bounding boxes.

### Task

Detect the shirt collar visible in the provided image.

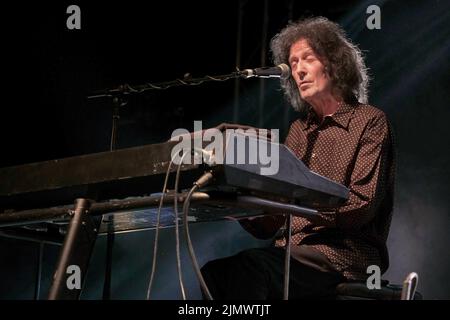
[300,102,357,130]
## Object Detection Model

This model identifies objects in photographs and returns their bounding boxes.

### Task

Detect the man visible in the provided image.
[201,16,395,299]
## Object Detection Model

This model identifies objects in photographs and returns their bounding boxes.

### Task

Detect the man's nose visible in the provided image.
[298,70,306,80]
[294,63,307,80]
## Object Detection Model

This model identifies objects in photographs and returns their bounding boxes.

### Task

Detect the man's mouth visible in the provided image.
[299,81,312,88]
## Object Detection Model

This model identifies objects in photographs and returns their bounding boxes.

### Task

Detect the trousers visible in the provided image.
[200,246,345,300]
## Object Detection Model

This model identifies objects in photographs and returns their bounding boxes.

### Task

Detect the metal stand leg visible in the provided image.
[34,242,44,300]
[102,97,122,299]
[401,272,419,300]
[102,219,115,300]
[283,213,292,300]
[48,198,100,300]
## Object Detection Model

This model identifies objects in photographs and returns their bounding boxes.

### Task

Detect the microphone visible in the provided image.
[240,63,291,79]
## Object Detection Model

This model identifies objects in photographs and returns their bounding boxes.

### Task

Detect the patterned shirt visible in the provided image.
[275,102,396,280]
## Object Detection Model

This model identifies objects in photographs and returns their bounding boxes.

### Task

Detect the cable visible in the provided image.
[173,152,190,300]
[146,156,174,300]
[183,172,215,300]
[124,73,239,95]
[173,147,212,299]
[146,148,207,300]
[87,70,256,100]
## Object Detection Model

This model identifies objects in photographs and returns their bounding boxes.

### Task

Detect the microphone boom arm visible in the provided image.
[87,66,288,100]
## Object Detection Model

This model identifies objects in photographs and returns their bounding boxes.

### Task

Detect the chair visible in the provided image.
[335,272,422,300]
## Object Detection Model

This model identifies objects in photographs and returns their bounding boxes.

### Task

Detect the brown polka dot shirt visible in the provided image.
[275,102,396,281]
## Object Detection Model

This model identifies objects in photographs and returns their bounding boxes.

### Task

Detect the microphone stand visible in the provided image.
[109,96,127,151]
[103,97,127,300]
[87,71,245,155]
[87,71,243,100]
[88,89,128,300]
[86,69,277,300]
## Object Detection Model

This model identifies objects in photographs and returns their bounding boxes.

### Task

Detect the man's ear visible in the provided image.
[323,63,331,76]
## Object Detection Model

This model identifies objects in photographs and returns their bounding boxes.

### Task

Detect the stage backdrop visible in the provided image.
[0,0,449,299]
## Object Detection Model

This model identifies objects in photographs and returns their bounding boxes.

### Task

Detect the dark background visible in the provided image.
[0,0,449,299]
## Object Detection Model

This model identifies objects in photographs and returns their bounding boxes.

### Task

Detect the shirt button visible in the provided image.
[311,153,316,158]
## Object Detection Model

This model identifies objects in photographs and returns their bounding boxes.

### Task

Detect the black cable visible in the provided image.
[126,74,239,93]
[88,73,241,99]
[183,172,214,300]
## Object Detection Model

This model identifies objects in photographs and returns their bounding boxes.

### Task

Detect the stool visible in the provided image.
[335,273,422,300]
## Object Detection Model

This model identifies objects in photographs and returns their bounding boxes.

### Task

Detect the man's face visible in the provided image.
[288,39,333,104]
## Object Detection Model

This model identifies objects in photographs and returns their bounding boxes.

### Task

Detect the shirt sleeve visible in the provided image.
[318,113,395,230]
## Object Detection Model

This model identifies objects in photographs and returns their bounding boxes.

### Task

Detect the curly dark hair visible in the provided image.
[270,16,369,115]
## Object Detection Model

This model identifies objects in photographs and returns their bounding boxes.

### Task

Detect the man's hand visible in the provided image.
[215,122,272,140]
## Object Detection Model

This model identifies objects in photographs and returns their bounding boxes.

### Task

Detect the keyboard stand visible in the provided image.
[48,198,100,300]
[1,190,320,299]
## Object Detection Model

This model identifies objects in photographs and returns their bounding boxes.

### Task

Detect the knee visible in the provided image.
[200,260,214,276]
[201,258,227,280]
[236,248,268,264]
